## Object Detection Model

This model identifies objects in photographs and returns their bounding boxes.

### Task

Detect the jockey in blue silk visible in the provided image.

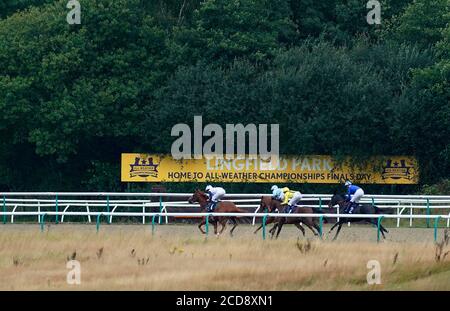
[344,181,364,214]
[205,185,226,212]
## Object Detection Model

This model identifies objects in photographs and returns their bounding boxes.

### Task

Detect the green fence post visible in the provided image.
[377,216,385,242]
[205,214,210,235]
[96,213,103,233]
[151,214,158,235]
[371,197,375,207]
[319,216,324,239]
[2,195,6,224]
[159,196,163,225]
[426,199,430,228]
[55,195,59,224]
[434,216,442,242]
[262,214,268,240]
[40,213,47,232]
[319,197,322,211]
[106,195,110,224]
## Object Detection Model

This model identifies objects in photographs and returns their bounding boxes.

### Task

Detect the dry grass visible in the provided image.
[0,224,449,290]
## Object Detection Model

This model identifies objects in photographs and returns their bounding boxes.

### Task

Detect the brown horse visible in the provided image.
[188,189,247,236]
[253,196,282,236]
[271,204,322,239]
[253,196,322,239]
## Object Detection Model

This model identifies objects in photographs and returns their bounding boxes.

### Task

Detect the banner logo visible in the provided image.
[129,156,159,178]
[381,159,413,180]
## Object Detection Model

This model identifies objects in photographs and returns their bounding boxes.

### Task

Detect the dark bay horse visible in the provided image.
[327,193,391,240]
[188,189,247,236]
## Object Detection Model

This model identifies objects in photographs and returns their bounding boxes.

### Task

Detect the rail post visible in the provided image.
[205,214,210,235]
[426,199,430,228]
[377,216,385,242]
[434,216,442,242]
[158,196,163,224]
[371,197,375,207]
[2,195,6,224]
[96,213,103,233]
[262,214,268,240]
[151,214,158,235]
[106,195,110,224]
[55,195,59,224]
[319,215,324,239]
[319,197,322,211]
[40,213,47,232]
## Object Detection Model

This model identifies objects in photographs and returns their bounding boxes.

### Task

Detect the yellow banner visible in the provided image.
[121,154,419,184]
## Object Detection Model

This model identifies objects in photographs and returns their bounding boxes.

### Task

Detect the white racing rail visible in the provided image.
[0,192,449,228]
[1,211,448,242]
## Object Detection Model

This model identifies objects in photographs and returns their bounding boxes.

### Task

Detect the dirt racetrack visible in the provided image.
[0,223,449,290]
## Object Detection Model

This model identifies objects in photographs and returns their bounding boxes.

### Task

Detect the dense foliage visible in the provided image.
[0,0,449,193]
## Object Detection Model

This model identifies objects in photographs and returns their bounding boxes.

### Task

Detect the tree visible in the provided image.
[175,0,296,65]
[389,0,450,48]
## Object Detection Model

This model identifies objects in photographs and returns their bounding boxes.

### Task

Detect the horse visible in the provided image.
[253,196,282,236]
[271,203,322,239]
[254,196,326,238]
[327,193,391,241]
[187,189,247,236]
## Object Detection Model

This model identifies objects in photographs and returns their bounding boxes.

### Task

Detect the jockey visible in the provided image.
[271,185,284,202]
[271,185,302,214]
[344,181,364,214]
[205,185,226,212]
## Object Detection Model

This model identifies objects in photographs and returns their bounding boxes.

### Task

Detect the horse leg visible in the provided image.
[328,221,340,234]
[214,220,218,235]
[312,220,322,236]
[303,220,319,236]
[367,220,389,238]
[269,221,278,234]
[253,224,263,234]
[219,218,228,235]
[254,217,273,234]
[269,223,278,239]
[229,217,238,237]
[294,222,306,237]
[198,217,207,234]
[275,220,285,239]
[332,223,343,241]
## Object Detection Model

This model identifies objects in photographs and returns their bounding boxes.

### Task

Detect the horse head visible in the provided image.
[188,189,208,205]
[259,196,280,213]
[328,193,346,209]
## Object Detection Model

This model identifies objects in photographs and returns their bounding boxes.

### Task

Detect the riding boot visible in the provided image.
[348,202,356,214]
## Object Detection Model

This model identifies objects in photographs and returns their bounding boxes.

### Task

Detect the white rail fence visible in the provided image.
[0,192,449,229]
[1,211,448,242]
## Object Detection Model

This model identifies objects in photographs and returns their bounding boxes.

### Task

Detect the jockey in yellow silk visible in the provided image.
[271,186,303,214]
